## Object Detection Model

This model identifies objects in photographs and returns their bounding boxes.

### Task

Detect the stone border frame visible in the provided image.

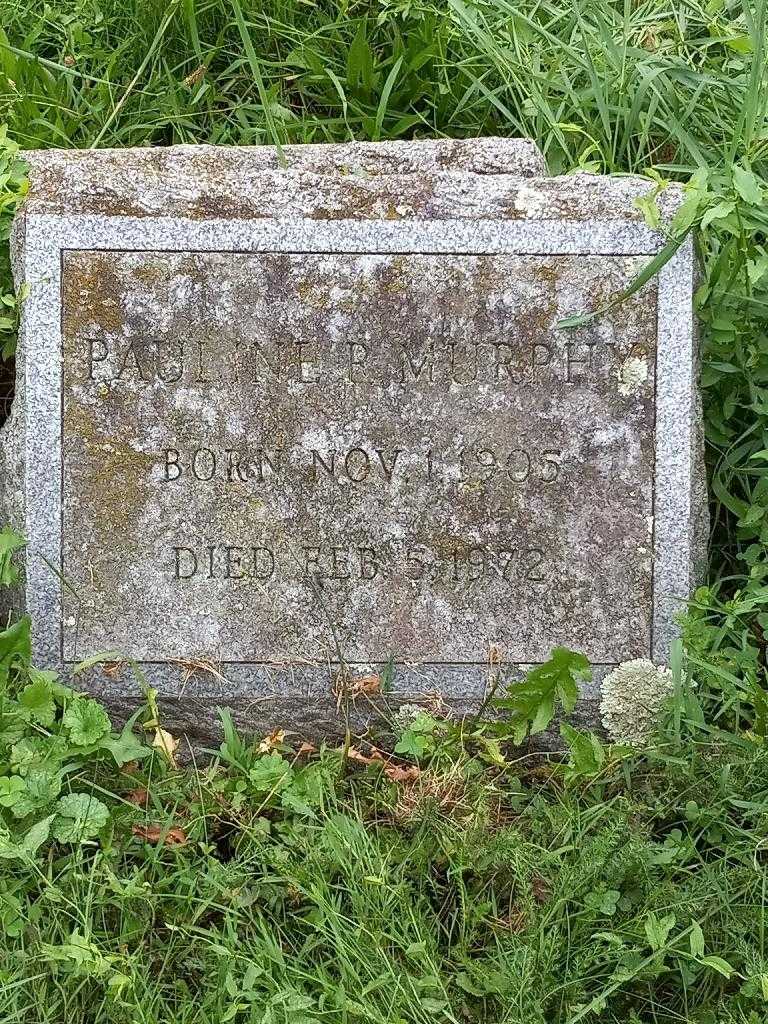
[17,213,696,702]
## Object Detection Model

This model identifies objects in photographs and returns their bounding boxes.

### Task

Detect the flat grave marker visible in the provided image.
[3,139,706,739]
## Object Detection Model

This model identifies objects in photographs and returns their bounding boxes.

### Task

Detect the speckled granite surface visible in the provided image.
[2,138,706,745]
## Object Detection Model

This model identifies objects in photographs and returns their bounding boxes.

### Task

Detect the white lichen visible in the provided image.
[599,659,674,746]
[513,184,546,217]
[617,355,649,396]
[394,703,427,730]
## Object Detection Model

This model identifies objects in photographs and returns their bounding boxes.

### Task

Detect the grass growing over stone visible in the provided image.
[0,1,768,1021]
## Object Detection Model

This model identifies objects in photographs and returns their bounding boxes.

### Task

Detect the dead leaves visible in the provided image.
[351,674,382,696]
[531,876,551,904]
[333,673,382,709]
[125,787,149,808]
[346,745,420,784]
[100,660,125,679]
[182,65,207,89]
[346,745,385,766]
[258,728,287,753]
[132,823,188,846]
[384,763,420,784]
[152,727,180,767]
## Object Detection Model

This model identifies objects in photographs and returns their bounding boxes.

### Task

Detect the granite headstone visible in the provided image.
[2,139,707,742]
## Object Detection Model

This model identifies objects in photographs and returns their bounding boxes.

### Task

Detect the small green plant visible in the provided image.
[0,540,152,859]
[0,665,149,846]
[494,647,591,743]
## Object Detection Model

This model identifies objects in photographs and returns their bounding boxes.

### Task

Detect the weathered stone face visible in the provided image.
[6,139,706,742]
[62,248,657,665]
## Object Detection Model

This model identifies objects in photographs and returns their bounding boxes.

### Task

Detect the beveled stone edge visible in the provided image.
[652,237,707,659]
[72,661,611,751]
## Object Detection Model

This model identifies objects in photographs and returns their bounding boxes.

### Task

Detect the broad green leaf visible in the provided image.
[20,814,55,857]
[0,527,24,586]
[495,649,590,741]
[63,699,111,746]
[724,32,752,53]
[51,793,110,843]
[530,692,555,735]
[247,753,293,792]
[689,921,705,958]
[700,200,735,228]
[733,165,763,206]
[633,189,662,230]
[99,729,151,767]
[0,616,31,680]
[700,955,733,978]
[561,722,606,777]
[644,911,676,951]
[19,676,56,727]
[11,766,62,819]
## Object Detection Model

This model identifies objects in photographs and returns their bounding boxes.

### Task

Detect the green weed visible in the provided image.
[0,606,765,1022]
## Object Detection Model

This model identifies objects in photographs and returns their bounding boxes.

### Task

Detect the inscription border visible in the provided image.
[19,214,695,689]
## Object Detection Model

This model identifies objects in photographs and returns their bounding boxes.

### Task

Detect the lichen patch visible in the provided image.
[617,355,649,396]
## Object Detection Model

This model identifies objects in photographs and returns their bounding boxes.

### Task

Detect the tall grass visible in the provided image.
[0,0,763,174]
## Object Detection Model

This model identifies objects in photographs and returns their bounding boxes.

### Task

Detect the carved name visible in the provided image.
[84,335,626,388]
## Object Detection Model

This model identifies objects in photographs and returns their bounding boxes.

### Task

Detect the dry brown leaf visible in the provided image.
[353,674,381,695]
[152,727,179,767]
[183,65,207,88]
[346,746,385,765]
[297,742,317,756]
[126,787,149,807]
[333,673,382,707]
[258,728,287,753]
[101,660,124,679]
[132,823,188,846]
[383,764,421,784]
